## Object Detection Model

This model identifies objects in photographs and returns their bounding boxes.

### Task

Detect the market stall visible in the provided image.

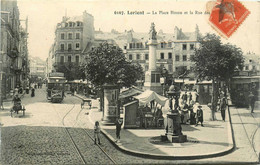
[133,90,168,128]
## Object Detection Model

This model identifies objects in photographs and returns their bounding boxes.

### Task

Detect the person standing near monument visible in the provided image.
[196,104,204,127]
[182,91,188,102]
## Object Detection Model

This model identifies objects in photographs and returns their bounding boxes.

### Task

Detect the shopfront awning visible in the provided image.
[133,90,168,106]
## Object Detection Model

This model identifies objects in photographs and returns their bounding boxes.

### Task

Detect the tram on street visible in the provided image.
[47,72,66,103]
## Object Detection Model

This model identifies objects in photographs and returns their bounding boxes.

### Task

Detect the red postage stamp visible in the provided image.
[209,0,250,38]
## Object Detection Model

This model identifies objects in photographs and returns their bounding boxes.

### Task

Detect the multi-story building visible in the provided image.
[243,52,260,72]
[29,56,46,79]
[1,0,29,98]
[50,11,94,80]
[120,25,200,76]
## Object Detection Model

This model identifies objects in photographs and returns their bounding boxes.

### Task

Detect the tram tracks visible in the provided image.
[52,96,116,164]
[235,107,259,157]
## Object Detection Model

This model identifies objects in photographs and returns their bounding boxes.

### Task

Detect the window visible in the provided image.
[60,44,64,51]
[183,55,187,61]
[245,66,249,70]
[68,56,71,62]
[145,65,149,71]
[75,43,80,49]
[151,74,156,83]
[68,43,72,51]
[190,44,194,50]
[68,33,73,39]
[69,22,73,27]
[76,56,79,63]
[129,43,133,49]
[168,52,172,59]
[77,22,81,26]
[182,44,187,50]
[168,42,172,48]
[76,33,80,39]
[124,46,127,49]
[136,43,140,49]
[61,33,65,40]
[129,54,132,60]
[161,43,164,48]
[60,56,64,63]
[136,54,140,60]
[175,55,180,61]
[145,54,149,60]
[160,53,164,59]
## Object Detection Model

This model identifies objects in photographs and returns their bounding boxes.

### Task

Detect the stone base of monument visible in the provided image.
[161,135,168,141]
[161,134,187,143]
[169,135,187,143]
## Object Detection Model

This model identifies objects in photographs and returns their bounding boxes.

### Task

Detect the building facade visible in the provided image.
[122,25,200,81]
[29,56,46,80]
[50,11,94,80]
[1,0,29,98]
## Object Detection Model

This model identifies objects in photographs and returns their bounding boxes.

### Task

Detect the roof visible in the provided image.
[119,87,143,99]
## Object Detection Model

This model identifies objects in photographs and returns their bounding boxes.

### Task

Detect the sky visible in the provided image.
[17,0,260,60]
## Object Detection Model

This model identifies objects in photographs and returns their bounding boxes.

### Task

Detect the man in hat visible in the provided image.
[115,118,123,142]
[196,104,204,127]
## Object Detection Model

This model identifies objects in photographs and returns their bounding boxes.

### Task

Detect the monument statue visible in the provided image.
[149,22,157,40]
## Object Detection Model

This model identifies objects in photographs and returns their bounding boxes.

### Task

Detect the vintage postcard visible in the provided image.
[0,0,259,164]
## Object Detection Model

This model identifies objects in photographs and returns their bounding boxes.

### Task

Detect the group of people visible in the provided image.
[174,99,204,127]
[175,91,204,126]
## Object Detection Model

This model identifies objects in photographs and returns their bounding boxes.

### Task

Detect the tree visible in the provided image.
[56,63,86,81]
[84,42,143,110]
[192,33,244,117]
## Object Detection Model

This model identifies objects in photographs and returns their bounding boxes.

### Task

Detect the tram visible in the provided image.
[47,72,66,103]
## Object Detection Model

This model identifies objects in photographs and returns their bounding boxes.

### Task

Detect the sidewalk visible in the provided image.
[75,93,234,159]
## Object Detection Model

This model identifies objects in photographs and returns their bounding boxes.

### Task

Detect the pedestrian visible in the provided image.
[248,92,255,113]
[188,92,192,104]
[94,121,101,145]
[115,118,123,142]
[189,102,196,125]
[194,89,199,103]
[180,100,189,124]
[26,86,30,94]
[181,91,188,102]
[196,104,204,127]
[220,97,227,121]
[31,87,35,97]
[0,95,4,110]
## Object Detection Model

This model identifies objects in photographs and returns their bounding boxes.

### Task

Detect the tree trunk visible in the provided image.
[98,88,104,112]
[211,78,218,121]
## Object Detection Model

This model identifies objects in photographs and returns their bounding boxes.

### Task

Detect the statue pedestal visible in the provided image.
[143,70,163,95]
[161,112,187,143]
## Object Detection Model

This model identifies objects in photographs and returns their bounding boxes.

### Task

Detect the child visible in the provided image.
[196,104,204,127]
[94,121,101,145]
